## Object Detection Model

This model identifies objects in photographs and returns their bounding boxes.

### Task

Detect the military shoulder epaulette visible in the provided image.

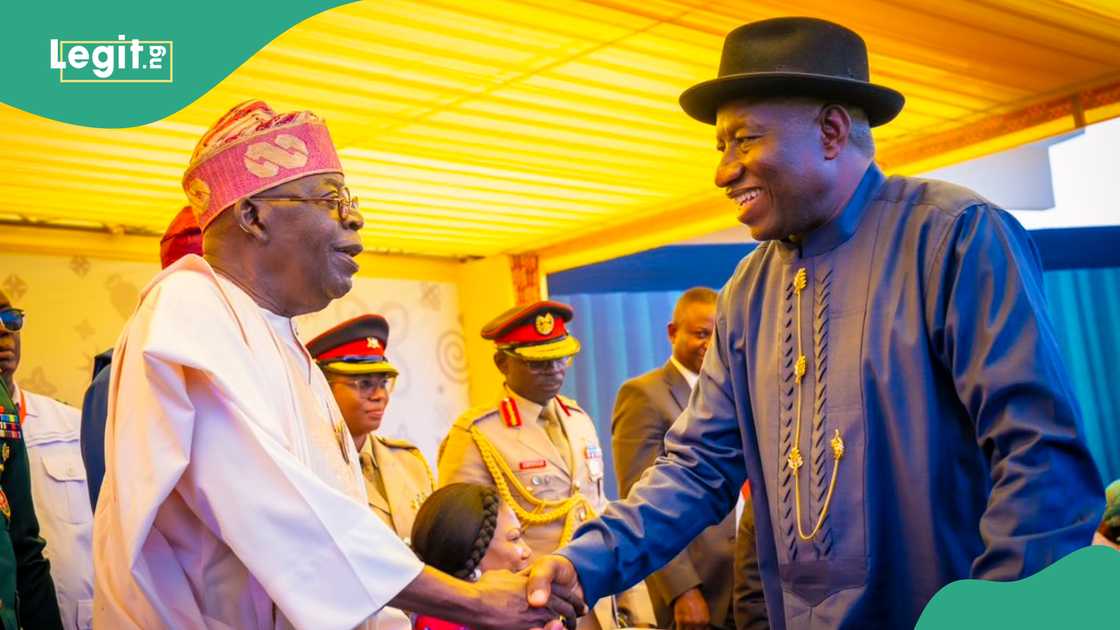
[375,434,419,451]
[498,397,523,428]
[555,395,585,416]
[452,405,500,430]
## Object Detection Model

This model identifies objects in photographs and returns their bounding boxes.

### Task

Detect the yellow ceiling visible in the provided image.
[3,0,1120,263]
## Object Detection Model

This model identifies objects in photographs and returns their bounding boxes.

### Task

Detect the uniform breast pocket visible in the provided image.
[581,443,605,483]
[41,453,92,525]
[515,467,563,501]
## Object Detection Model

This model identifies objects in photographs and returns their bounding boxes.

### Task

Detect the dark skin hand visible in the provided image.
[525,554,586,630]
[673,587,711,630]
[389,566,583,630]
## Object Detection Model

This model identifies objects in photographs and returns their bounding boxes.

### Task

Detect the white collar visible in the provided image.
[7,382,32,416]
[669,355,699,389]
[4,381,41,419]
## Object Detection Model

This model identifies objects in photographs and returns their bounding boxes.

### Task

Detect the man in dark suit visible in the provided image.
[611,287,736,630]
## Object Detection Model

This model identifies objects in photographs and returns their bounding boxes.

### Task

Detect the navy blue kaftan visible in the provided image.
[560,165,1104,629]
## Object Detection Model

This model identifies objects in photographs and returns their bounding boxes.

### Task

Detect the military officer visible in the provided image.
[0,293,64,630]
[308,314,436,630]
[438,300,655,630]
[307,315,435,541]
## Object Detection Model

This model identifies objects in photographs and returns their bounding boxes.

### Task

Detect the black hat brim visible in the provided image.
[680,72,905,127]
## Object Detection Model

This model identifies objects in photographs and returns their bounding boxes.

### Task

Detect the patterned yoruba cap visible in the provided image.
[159,206,203,269]
[306,315,398,376]
[181,100,343,230]
[481,300,581,361]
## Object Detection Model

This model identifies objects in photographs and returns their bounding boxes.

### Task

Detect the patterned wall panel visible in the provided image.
[1,253,155,405]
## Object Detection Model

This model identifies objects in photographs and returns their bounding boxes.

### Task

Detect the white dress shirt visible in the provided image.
[17,384,94,630]
[669,355,699,390]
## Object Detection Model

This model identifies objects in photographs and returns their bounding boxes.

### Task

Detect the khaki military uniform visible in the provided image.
[360,435,435,542]
[439,391,655,630]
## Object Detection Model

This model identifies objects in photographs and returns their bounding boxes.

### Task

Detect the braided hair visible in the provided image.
[410,483,502,580]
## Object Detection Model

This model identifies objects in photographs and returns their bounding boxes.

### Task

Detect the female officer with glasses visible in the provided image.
[308,315,437,630]
[307,315,435,542]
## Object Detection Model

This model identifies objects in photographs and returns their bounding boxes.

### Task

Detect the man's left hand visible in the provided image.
[473,569,580,630]
[525,554,587,629]
[673,587,710,630]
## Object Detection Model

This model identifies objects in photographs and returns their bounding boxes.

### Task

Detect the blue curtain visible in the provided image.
[1044,267,1120,483]
[555,266,1120,499]
[557,291,682,499]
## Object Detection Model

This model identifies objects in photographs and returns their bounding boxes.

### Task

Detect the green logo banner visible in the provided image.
[0,0,353,128]
[918,545,1120,629]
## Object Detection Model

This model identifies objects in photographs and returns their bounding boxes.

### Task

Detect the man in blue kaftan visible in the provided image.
[524,17,1105,630]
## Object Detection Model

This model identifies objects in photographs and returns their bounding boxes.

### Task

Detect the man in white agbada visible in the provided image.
[93,101,581,630]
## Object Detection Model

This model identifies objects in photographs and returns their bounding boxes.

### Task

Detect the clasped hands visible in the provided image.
[472,554,586,630]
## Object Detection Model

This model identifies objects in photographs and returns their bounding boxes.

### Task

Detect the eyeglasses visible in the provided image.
[254,187,359,222]
[505,352,573,373]
[331,374,396,397]
[0,308,25,333]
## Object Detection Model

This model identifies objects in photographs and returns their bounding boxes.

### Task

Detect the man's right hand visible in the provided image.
[390,566,582,630]
[673,587,710,630]
[473,568,582,630]
[525,555,587,629]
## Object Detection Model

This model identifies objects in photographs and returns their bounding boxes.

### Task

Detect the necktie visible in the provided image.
[540,401,572,471]
[359,447,376,475]
[361,444,392,514]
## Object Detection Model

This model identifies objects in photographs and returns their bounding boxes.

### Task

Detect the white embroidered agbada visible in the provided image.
[93,255,423,630]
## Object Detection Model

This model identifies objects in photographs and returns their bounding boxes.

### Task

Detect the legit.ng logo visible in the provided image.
[49,35,172,83]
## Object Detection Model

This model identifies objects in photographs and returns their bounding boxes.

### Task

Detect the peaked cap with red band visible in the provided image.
[159,206,203,269]
[306,315,398,376]
[182,100,343,230]
[481,300,581,361]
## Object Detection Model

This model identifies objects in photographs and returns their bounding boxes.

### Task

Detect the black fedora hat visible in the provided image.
[680,17,904,126]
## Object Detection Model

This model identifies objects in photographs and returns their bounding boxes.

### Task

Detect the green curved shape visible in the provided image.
[917,545,1120,629]
[0,0,354,128]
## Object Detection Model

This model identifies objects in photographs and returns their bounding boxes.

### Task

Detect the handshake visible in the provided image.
[471,555,586,630]
[394,554,596,630]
